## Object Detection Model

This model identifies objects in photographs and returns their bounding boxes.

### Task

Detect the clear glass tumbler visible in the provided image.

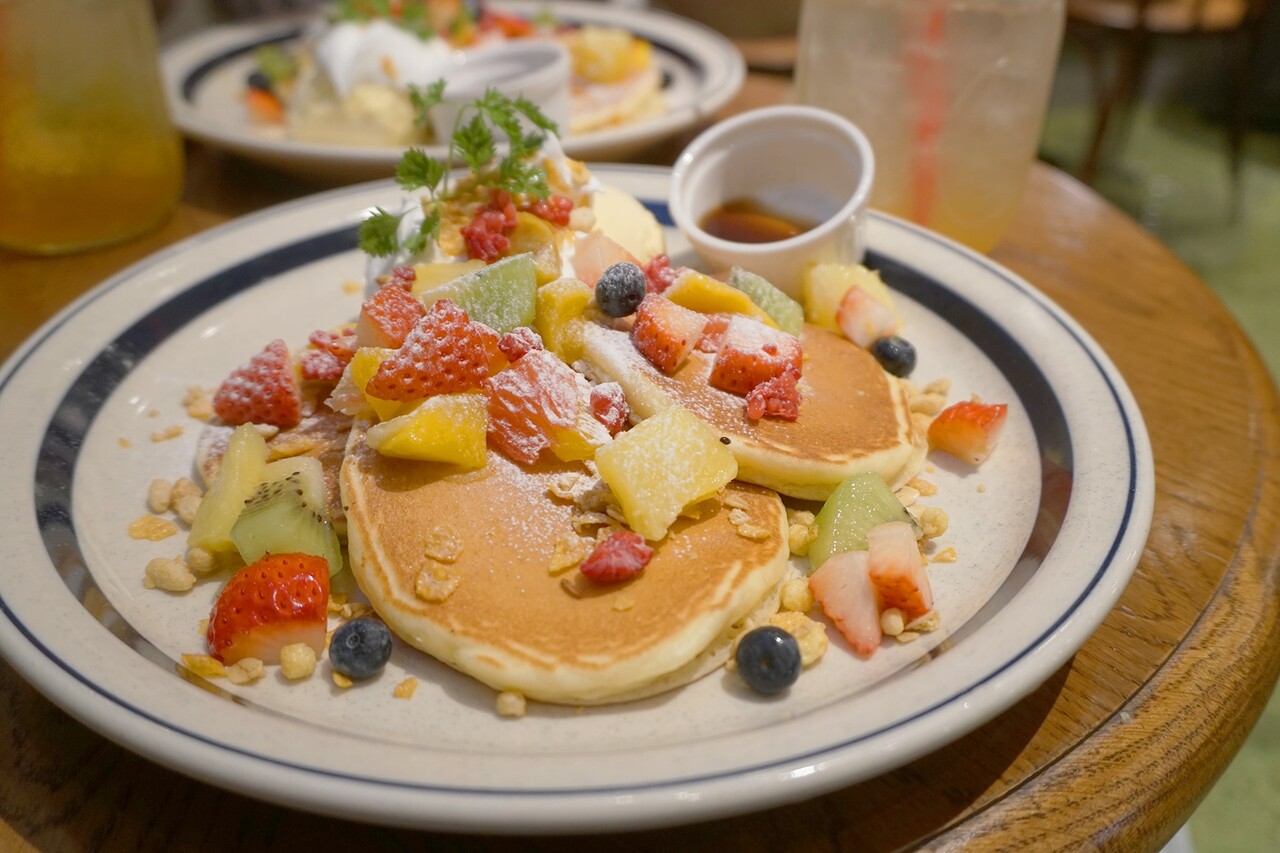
[795,0,1064,253]
[0,0,184,254]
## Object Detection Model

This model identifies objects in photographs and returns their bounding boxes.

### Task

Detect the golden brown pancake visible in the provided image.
[581,322,926,501]
[340,430,790,705]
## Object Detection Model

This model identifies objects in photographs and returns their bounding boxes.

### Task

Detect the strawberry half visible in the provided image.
[212,339,303,429]
[631,295,707,374]
[809,550,882,657]
[708,315,802,396]
[356,282,427,349]
[206,553,330,664]
[365,299,503,402]
[928,400,1009,466]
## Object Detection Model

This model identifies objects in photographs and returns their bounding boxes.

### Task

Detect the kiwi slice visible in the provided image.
[230,456,344,576]
[808,472,917,572]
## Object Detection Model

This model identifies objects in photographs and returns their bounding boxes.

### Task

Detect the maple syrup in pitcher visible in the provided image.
[699,198,818,244]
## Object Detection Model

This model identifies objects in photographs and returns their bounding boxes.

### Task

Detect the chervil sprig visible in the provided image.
[359,82,562,258]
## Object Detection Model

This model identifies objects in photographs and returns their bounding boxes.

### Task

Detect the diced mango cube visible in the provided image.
[804,263,899,330]
[504,212,561,285]
[594,406,737,540]
[665,270,778,327]
[351,347,414,422]
[365,393,488,467]
[535,277,594,364]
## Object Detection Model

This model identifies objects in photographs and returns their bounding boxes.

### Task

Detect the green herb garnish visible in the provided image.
[331,0,436,40]
[358,81,561,258]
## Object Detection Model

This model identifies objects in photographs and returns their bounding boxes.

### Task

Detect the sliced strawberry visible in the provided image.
[356,282,427,349]
[928,400,1009,466]
[212,339,303,428]
[589,382,630,435]
[309,328,358,366]
[809,550,882,657]
[573,232,639,287]
[299,348,345,384]
[386,265,416,290]
[631,295,707,374]
[366,300,502,402]
[498,326,544,362]
[696,313,733,353]
[580,530,653,583]
[867,521,933,621]
[641,253,681,294]
[522,194,574,227]
[708,315,802,396]
[836,285,900,348]
[745,366,801,421]
[206,553,329,664]
[483,349,579,465]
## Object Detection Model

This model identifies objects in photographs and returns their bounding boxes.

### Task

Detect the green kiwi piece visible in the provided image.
[808,472,916,572]
[230,456,343,576]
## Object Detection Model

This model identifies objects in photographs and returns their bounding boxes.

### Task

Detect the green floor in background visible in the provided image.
[1041,39,1280,853]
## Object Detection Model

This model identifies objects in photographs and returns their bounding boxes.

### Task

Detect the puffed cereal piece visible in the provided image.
[880,607,906,637]
[226,657,266,684]
[767,611,828,667]
[919,507,949,539]
[147,479,173,514]
[280,643,317,680]
[185,546,216,574]
[780,577,814,613]
[144,556,195,592]
[173,493,202,526]
[171,477,203,500]
[496,690,527,718]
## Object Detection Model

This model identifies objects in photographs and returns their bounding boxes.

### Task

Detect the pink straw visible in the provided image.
[905,1,948,227]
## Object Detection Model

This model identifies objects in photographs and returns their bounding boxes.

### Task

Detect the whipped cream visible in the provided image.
[313,20,456,99]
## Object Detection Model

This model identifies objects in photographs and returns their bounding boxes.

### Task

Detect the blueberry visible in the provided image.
[869,335,917,378]
[329,618,393,679]
[595,262,647,317]
[735,626,801,695]
[246,70,273,92]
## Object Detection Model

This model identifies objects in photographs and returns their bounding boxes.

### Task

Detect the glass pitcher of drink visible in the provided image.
[795,0,1064,253]
[0,0,184,255]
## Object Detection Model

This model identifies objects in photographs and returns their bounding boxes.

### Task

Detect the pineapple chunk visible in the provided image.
[803,263,899,330]
[504,212,561,285]
[351,347,414,422]
[594,406,737,541]
[188,424,269,553]
[535,277,594,364]
[410,260,486,298]
[365,393,488,467]
[665,271,778,327]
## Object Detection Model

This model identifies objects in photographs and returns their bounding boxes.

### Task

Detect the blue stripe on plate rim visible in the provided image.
[0,191,1137,799]
[180,14,704,104]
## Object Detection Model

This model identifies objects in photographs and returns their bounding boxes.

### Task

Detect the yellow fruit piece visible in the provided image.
[535,277,593,364]
[505,212,561,285]
[550,401,612,462]
[665,271,778,328]
[594,406,737,541]
[188,425,268,553]
[351,347,415,422]
[803,263,899,330]
[568,26,649,84]
[365,393,488,467]
[410,260,486,299]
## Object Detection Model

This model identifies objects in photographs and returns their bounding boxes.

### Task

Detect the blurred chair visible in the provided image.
[1068,0,1270,189]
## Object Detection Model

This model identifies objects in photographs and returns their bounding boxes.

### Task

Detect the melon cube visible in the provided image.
[535,277,594,364]
[803,263,899,331]
[808,472,913,571]
[365,392,488,468]
[664,270,778,328]
[417,253,536,334]
[410,260,486,298]
[728,267,805,337]
[594,406,737,541]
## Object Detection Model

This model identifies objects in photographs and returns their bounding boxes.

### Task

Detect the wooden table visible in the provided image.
[1,69,1278,852]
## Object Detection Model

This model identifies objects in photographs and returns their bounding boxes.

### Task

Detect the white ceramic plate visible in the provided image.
[161,1,745,180]
[0,166,1153,834]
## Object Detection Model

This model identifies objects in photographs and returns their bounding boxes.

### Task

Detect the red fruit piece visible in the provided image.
[579,530,653,583]
[522,194,574,227]
[212,339,303,429]
[589,382,630,435]
[309,328,358,365]
[630,295,707,374]
[641,254,681,294]
[206,553,330,664]
[708,315,802,396]
[745,366,801,421]
[867,521,933,621]
[573,233,639,287]
[386,265,416,290]
[483,349,578,465]
[299,349,345,384]
[836,286,899,349]
[366,299,502,402]
[498,326,544,362]
[696,313,733,353]
[356,282,427,349]
[927,400,1009,466]
[809,550,882,657]
[462,196,517,262]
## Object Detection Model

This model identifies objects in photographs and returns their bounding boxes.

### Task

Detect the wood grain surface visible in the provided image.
[0,69,1277,852]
